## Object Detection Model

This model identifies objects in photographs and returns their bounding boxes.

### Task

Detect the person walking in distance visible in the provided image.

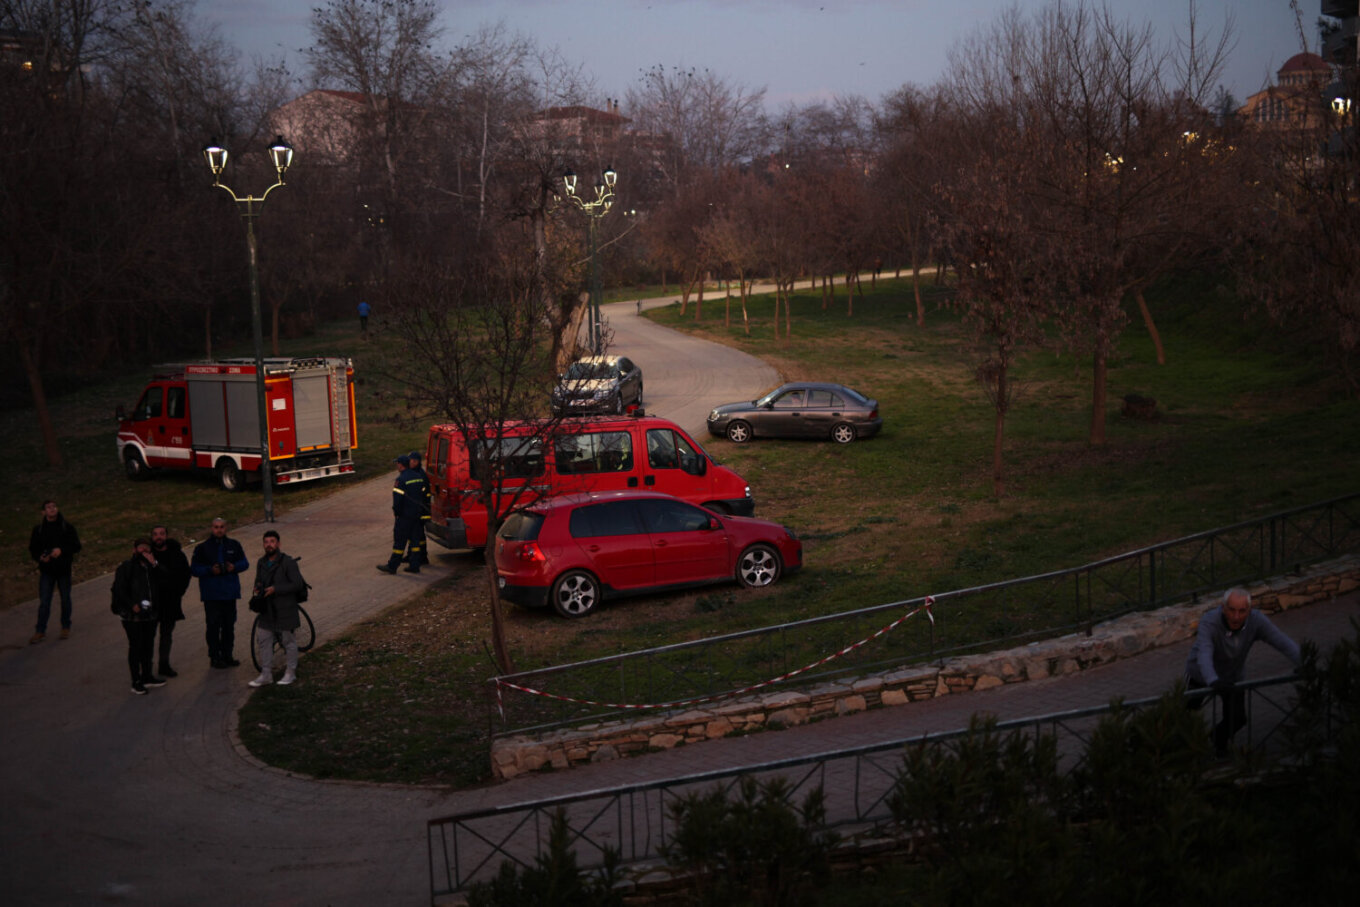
[111,538,168,695]
[192,518,249,669]
[377,453,428,574]
[29,499,82,644]
[357,300,371,337]
[1185,587,1302,757]
[248,530,305,688]
[150,525,191,677]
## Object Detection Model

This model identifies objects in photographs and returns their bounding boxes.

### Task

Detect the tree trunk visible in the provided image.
[203,304,213,360]
[740,279,751,335]
[784,280,792,341]
[724,281,732,328]
[17,335,63,468]
[992,363,1007,498]
[1089,348,1108,446]
[483,561,515,673]
[845,272,854,318]
[695,278,703,321]
[911,242,925,326]
[1136,291,1165,365]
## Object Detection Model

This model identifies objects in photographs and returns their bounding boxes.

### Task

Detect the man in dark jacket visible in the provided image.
[191,518,250,669]
[377,453,429,574]
[29,499,82,644]
[112,538,169,695]
[150,525,192,677]
[249,529,306,687]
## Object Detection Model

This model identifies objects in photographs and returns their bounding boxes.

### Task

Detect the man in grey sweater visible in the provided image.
[1185,587,1302,756]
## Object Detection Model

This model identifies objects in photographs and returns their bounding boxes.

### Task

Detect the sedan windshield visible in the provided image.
[565,361,617,381]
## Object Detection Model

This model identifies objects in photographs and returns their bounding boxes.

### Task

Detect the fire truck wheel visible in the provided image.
[217,459,243,492]
[123,450,149,481]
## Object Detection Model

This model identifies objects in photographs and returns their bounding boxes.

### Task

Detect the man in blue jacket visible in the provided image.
[192,517,250,669]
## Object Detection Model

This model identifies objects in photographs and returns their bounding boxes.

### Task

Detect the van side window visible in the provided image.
[638,499,711,534]
[646,429,678,469]
[435,436,449,471]
[773,389,805,409]
[471,437,544,480]
[166,386,186,419]
[649,429,704,475]
[555,431,633,474]
[806,389,834,408]
[570,501,645,538]
[134,388,162,420]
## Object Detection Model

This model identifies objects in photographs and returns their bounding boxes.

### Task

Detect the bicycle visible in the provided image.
[250,603,316,672]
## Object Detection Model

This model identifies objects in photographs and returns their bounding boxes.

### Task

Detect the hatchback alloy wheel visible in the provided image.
[737,544,781,588]
[551,570,600,618]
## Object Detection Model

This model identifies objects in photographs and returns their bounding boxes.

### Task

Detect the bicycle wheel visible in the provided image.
[249,607,317,671]
[295,605,316,652]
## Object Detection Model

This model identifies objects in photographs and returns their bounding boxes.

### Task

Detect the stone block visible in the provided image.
[768,706,810,727]
[973,674,1004,691]
[836,695,868,715]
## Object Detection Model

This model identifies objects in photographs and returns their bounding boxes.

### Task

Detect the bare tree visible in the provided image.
[945,1,1234,445]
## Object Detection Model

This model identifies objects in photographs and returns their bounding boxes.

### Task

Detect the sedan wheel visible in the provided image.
[737,544,781,588]
[726,420,752,443]
[551,570,600,618]
[831,422,856,444]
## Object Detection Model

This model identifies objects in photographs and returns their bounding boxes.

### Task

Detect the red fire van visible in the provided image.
[424,415,754,551]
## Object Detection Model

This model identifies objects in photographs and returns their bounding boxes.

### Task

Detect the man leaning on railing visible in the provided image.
[1185,586,1302,758]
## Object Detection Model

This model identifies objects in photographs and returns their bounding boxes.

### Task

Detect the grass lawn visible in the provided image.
[234,270,1359,787]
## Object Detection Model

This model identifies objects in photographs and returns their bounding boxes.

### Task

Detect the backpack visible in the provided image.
[293,556,310,603]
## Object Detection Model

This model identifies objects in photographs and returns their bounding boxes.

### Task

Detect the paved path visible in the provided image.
[4,298,1355,905]
[0,298,774,906]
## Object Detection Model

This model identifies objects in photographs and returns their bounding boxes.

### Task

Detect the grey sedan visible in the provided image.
[706,382,882,444]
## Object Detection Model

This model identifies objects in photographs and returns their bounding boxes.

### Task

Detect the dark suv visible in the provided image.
[495,490,801,618]
[551,355,643,415]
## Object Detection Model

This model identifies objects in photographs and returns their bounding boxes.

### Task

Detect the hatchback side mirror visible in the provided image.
[707,517,722,530]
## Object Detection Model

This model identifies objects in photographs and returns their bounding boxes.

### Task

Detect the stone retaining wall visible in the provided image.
[490,556,1360,780]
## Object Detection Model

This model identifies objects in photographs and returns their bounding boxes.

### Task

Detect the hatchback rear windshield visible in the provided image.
[498,511,544,541]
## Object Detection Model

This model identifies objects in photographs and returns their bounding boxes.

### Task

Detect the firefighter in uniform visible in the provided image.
[377,453,429,575]
[406,450,431,571]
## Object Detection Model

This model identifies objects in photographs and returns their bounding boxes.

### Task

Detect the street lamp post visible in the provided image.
[202,135,294,522]
[563,167,617,353]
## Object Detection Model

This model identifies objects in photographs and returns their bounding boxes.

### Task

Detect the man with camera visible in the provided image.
[111,538,168,695]
[248,530,305,688]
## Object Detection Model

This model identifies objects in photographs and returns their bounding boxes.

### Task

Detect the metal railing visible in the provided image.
[432,674,1336,901]
[489,494,1360,737]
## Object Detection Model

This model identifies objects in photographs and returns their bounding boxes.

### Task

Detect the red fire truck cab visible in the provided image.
[116,357,358,492]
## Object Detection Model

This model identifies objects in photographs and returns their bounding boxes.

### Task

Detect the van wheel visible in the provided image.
[737,544,781,588]
[217,459,243,492]
[831,422,856,444]
[124,450,149,481]
[551,570,600,618]
[726,420,752,443]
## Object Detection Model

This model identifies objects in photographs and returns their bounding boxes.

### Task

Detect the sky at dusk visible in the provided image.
[204,0,1307,110]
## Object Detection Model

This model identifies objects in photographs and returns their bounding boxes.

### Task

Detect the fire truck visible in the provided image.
[116,357,358,491]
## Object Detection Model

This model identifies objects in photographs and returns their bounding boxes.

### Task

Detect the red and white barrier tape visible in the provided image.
[495,596,935,718]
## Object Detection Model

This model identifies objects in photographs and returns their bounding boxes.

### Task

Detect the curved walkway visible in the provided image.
[4,300,1355,905]
[0,298,774,906]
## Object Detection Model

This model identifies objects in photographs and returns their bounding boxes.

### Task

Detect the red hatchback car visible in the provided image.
[495,490,802,618]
